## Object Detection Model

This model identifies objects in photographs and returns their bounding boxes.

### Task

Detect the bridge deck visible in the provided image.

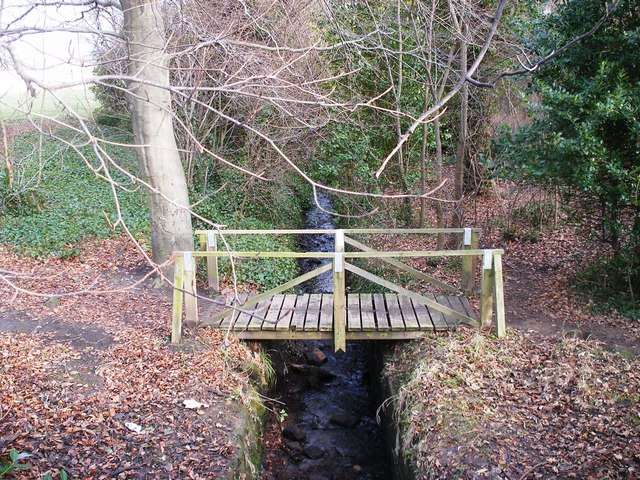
[210,293,474,340]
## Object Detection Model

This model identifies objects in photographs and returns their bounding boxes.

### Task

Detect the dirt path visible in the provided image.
[504,251,640,357]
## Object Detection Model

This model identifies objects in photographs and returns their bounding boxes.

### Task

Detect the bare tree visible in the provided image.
[122,0,194,267]
[0,0,523,297]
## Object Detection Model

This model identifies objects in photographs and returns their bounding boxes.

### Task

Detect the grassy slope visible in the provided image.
[0,86,97,120]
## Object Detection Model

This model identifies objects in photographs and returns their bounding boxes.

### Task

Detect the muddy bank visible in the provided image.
[371,343,417,480]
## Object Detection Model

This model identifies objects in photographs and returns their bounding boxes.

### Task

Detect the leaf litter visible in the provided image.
[0,237,260,479]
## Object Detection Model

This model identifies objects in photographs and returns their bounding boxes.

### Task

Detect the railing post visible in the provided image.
[205,231,220,292]
[480,249,494,329]
[172,253,185,344]
[333,230,346,352]
[493,251,506,337]
[462,228,480,292]
[183,251,199,326]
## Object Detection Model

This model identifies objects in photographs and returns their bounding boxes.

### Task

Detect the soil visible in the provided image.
[505,257,640,356]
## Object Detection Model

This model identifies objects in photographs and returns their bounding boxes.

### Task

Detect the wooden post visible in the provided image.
[480,249,494,329]
[205,231,220,292]
[471,230,480,287]
[171,253,185,344]
[493,251,506,337]
[197,232,206,269]
[333,230,346,353]
[183,251,199,326]
[462,229,480,292]
[461,228,473,292]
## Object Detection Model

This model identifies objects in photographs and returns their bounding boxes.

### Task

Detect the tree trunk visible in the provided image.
[434,116,444,249]
[451,23,468,239]
[122,0,194,271]
[419,99,428,227]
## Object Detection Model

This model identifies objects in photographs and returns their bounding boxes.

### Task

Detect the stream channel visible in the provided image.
[261,193,392,480]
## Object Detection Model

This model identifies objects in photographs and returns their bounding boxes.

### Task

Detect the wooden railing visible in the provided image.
[171,228,505,349]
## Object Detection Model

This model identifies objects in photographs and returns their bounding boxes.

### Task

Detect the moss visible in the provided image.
[227,386,266,479]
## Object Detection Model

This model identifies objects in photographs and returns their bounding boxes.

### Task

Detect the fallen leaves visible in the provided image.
[0,238,258,479]
[387,330,640,479]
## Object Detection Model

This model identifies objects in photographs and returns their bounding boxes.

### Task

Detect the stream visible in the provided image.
[261,193,392,480]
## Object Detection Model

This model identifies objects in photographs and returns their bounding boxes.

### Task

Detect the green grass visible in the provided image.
[0,126,148,258]
[0,85,97,120]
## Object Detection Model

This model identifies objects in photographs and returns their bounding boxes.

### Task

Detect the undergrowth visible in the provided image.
[191,165,306,290]
[0,127,147,258]
[574,256,640,321]
[0,125,308,290]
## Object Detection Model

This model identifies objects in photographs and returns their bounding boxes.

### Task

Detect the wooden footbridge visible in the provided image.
[170,228,505,351]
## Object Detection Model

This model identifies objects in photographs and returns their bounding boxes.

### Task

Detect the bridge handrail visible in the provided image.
[183,249,502,258]
[195,227,482,235]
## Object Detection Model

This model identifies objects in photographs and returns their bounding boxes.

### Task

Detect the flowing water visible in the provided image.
[261,193,391,480]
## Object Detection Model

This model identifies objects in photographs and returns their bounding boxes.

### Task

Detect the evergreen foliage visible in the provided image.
[493,0,640,313]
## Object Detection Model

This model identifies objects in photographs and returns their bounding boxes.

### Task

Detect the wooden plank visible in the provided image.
[194,251,335,258]
[459,296,477,320]
[462,229,481,292]
[446,296,470,318]
[233,301,258,331]
[481,251,495,328]
[205,262,332,325]
[343,249,501,259]
[216,293,249,329]
[230,330,430,341]
[345,263,479,327]
[462,228,473,292]
[409,298,435,330]
[342,228,481,234]
[190,248,503,259]
[205,231,220,292]
[276,294,297,331]
[263,295,285,331]
[218,310,240,330]
[248,299,272,331]
[385,294,405,331]
[344,236,457,293]
[304,294,322,331]
[183,252,199,325]
[196,229,334,235]
[319,294,334,332]
[373,294,390,331]
[359,294,376,332]
[171,254,184,344]
[195,228,482,236]
[398,295,420,331]
[291,294,309,331]
[347,294,362,332]
[436,294,461,327]
[424,293,452,330]
[233,331,334,340]
[493,252,506,338]
[444,295,478,328]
